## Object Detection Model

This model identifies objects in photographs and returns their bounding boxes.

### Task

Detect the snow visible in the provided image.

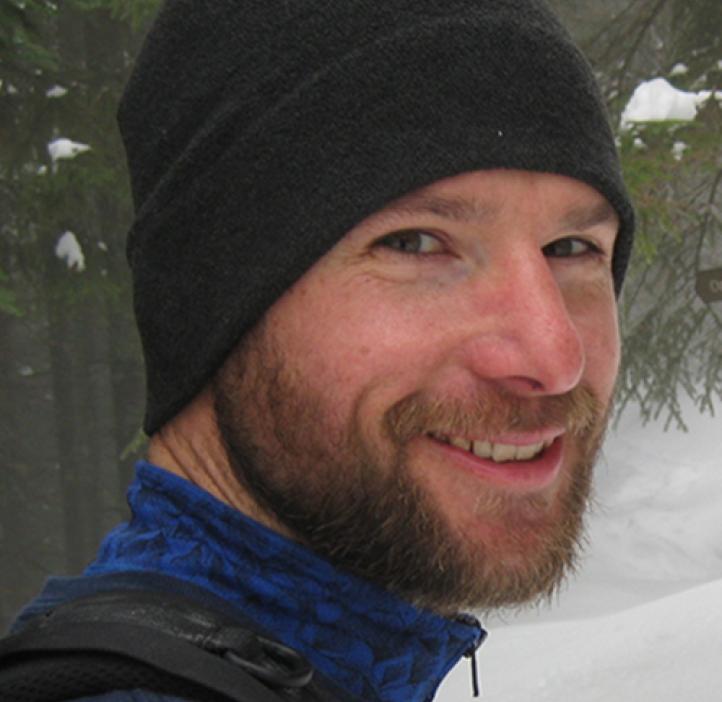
[441,580,722,702]
[45,85,68,98]
[54,231,85,272]
[436,398,722,701]
[47,137,91,162]
[620,77,711,129]
[669,62,688,77]
[698,90,722,104]
[671,141,688,161]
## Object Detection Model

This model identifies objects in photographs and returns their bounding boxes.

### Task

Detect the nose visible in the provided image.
[461,251,585,397]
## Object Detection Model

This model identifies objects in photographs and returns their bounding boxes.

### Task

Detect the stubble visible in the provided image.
[213,322,610,615]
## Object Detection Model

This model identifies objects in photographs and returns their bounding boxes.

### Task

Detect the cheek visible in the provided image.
[568,286,620,401]
[266,281,381,369]
[272,275,454,415]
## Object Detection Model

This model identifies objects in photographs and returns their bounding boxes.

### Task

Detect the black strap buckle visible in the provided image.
[224,635,314,689]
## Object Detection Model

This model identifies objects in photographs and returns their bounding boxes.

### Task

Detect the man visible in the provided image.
[6,0,634,700]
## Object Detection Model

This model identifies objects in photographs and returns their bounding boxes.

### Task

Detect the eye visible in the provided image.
[374,229,446,255]
[542,237,603,258]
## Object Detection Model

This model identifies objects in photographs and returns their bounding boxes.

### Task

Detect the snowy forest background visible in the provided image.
[1,0,721,697]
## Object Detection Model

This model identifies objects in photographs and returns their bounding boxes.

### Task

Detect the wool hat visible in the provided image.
[119,0,635,435]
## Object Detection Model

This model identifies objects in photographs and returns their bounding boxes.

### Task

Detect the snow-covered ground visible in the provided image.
[438,396,722,701]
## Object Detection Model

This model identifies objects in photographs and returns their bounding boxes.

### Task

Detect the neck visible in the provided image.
[147,388,295,539]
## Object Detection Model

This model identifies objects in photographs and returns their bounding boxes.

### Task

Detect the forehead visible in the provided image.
[364,169,619,231]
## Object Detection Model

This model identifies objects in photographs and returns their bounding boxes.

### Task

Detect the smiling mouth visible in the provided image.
[427,432,555,463]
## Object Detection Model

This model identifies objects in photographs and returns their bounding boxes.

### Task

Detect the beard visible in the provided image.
[213,321,611,616]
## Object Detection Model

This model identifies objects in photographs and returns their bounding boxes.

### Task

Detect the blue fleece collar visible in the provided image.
[84,462,484,702]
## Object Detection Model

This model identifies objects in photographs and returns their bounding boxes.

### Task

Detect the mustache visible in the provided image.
[384,383,604,444]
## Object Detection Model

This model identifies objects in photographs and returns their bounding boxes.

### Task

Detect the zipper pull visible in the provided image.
[456,613,487,698]
[465,644,482,698]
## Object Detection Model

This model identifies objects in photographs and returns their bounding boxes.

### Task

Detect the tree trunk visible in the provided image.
[45,281,88,574]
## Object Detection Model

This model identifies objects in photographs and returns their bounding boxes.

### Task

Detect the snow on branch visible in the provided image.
[620,78,713,130]
[46,85,68,98]
[47,138,91,162]
[55,231,86,272]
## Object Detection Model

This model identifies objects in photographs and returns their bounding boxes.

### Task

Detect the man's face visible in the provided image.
[214,169,620,614]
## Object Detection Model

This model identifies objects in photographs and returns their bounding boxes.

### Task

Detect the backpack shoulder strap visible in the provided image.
[0,588,316,702]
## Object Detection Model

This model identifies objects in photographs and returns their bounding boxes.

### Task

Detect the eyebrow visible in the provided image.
[381,193,500,225]
[558,201,619,231]
[380,192,619,231]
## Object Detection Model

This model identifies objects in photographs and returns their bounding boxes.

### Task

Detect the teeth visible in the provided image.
[515,443,542,460]
[492,443,518,462]
[472,440,492,459]
[449,436,472,451]
[431,432,552,463]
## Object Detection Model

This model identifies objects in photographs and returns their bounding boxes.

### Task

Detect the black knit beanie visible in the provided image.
[120,0,635,436]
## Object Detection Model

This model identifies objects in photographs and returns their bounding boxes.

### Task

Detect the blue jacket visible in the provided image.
[13,462,485,702]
